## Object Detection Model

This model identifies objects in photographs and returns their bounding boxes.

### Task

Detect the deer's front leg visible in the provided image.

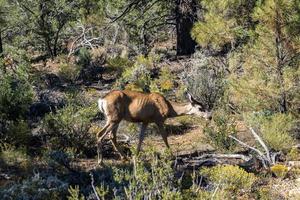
[156,122,170,149]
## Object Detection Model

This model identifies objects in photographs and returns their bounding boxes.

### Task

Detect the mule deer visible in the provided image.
[96,90,212,164]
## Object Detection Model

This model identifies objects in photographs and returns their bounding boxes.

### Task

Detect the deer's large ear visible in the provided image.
[187,92,204,107]
[187,92,198,105]
[187,92,194,104]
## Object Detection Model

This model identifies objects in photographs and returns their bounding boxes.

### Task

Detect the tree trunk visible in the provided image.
[275,7,288,113]
[175,0,197,56]
[0,31,3,58]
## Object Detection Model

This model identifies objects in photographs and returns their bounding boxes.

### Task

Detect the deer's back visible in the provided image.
[102,90,170,123]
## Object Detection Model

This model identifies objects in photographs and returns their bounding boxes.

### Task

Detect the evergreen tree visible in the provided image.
[103,0,199,55]
[192,0,300,114]
[12,0,80,59]
[230,0,300,113]
[0,0,7,57]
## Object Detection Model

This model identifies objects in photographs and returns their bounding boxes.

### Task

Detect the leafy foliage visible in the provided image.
[245,113,296,152]
[204,109,237,152]
[0,67,33,121]
[0,174,69,200]
[192,0,255,50]
[58,62,82,83]
[42,99,98,157]
[115,55,155,91]
[184,52,226,110]
[201,165,257,193]
[270,164,289,178]
[150,67,175,95]
[67,185,84,200]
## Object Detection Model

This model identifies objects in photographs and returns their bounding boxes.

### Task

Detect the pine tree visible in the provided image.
[229,0,300,113]
[0,0,7,57]
[192,0,300,114]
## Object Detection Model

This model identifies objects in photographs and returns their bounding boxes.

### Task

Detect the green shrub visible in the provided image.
[0,143,29,167]
[184,52,226,109]
[77,48,91,67]
[0,67,33,121]
[42,103,98,157]
[150,67,175,95]
[204,109,237,152]
[287,147,300,161]
[270,164,289,178]
[245,113,296,152]
[58,62,81,83]
[201,165,257,193]
[6,120,31,147]
[260,114,296,152]
[106,56,133,77]
[67,186,84,200]
[111,150,181,199]
[115,55,155,91]
[0,174,69,200]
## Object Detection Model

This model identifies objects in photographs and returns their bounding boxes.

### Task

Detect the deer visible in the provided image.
[96,90,212,164]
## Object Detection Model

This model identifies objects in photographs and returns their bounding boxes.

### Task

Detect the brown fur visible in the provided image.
[96,90,212,164]
[102,90,171,123]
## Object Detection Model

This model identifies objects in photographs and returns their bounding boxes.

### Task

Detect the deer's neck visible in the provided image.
[168,101,192,118]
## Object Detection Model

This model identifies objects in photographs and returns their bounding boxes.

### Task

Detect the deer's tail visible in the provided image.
[97,98,107,115]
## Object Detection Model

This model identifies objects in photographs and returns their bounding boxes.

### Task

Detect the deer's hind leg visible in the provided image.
[110,124,127,160]
[97,121,119,165]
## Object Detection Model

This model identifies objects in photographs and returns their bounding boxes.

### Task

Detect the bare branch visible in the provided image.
[249,127,271,162]
[90,172,100,200]
[192,153,252,162]
[229,135,265,158]
[110,0,141,23]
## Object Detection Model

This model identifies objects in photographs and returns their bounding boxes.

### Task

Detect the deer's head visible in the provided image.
[187,93,212,120]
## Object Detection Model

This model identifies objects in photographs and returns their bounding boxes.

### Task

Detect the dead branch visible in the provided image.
[229,127,282,169]
[68,22,103,57]
[228,135,265,158]
[249,127,271,162]
[191,153,252,162]
[90,172,100,200]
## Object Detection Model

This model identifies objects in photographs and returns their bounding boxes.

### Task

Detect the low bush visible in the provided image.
[201,165,257,194]
[204,109,237,152]
[0,173,69,200]
[106,56,133,77]
[150,67,175,95]
[42,102,98,157]
[67,185,85,200]
[184,52,226,110]
[260,114,296,152]
[0,66,34,121]
[58,62,81,83]
[0,143,29,167]
[245,113,296,152]
[5,120,31,147]
[77,48,91,67]
[0,65,34,148]
[115,55,155,91]
[270,164,289,178]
